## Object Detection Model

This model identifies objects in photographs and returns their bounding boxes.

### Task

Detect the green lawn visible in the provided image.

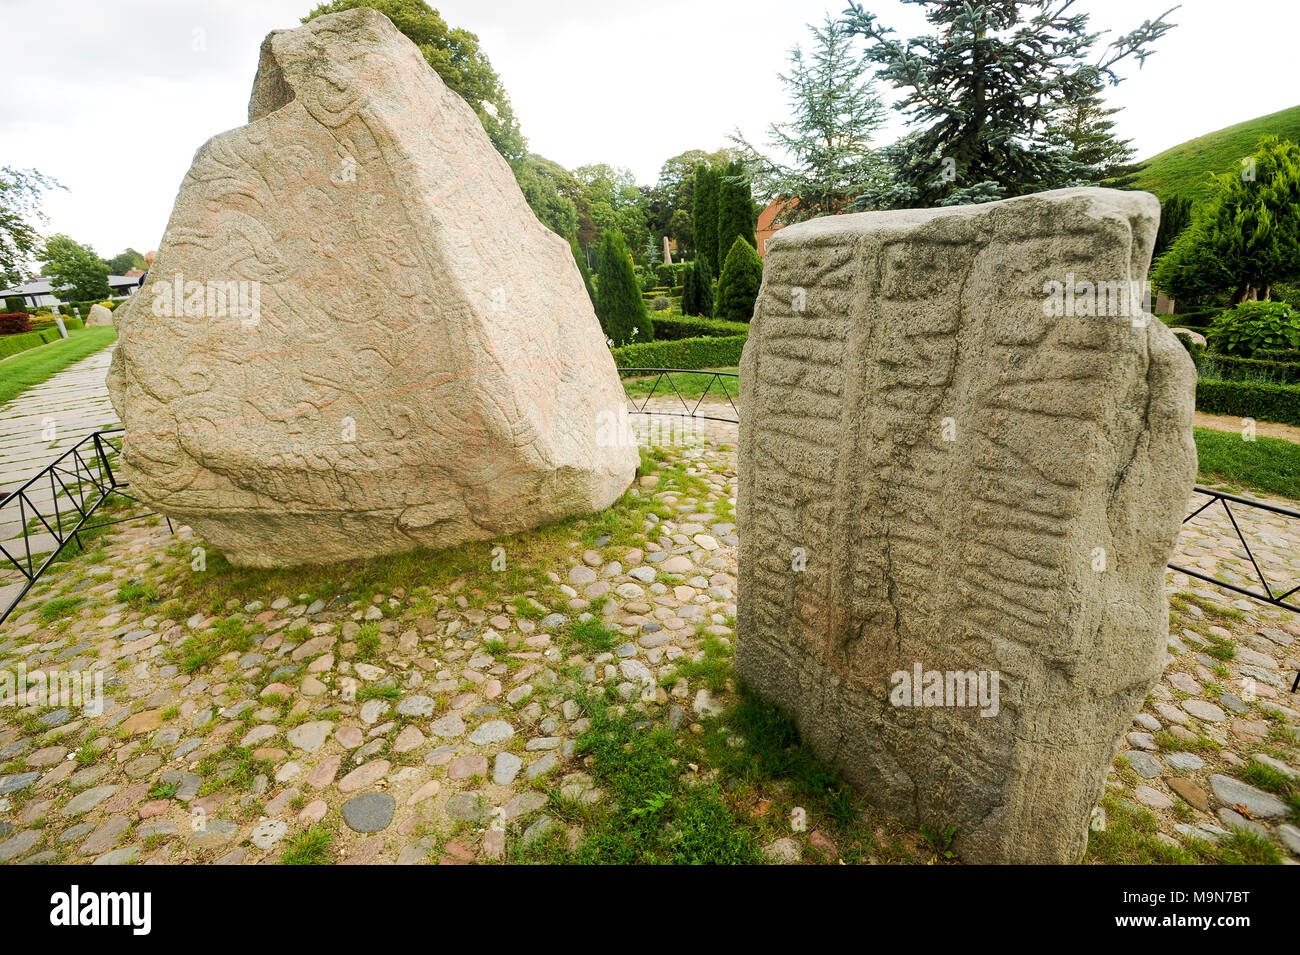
[0,327,117,407]
[1193,426,1300,501]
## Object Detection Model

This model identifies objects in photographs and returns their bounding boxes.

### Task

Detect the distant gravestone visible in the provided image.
[84,304,113,327]
[106,9,637,567]
[737,187,1196,864]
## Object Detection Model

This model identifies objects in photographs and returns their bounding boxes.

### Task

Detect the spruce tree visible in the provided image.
[732,15,886,224]
[595,231,651,345]
[694,253,715,319]
[714,236,762,322]
[693,164,720,276]
[843,1,1178,208]
[1046,80,1142,187]
[716,160,756,267]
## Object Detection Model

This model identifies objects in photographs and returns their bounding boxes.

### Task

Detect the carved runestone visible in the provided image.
[736,187,1197,864]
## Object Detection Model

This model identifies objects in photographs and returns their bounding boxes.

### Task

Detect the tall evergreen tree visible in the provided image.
[681,259,699,317]
[843,0,1177,208]
[716,160,756,266]
[692,164,721,276]
[595,232,651,345]
[1046,80,1142,187]
[733,15,887,223]
[693,254,715,319]
[714,236,762,322]
[1153,194,1192,259]
[1153,136,1300,304]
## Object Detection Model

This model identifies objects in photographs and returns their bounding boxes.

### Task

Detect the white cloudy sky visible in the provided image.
[1,0,1296,261]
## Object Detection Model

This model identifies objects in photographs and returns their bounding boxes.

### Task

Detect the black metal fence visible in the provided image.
[618,367,739,423]
[0,428,166,626]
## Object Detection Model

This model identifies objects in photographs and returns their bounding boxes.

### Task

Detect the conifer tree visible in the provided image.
[692,164,720,276]
[714,236,762,322]
[1153,136,1300,304]
[595,231,652,344]
[716,160,756,266]
[843,0,1177,208]
[694,253,715,319]
[732,15,886,224]
[681,259,699,317]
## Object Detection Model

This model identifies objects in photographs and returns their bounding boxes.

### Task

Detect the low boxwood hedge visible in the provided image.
[650,315,750,341]
[1202,354,1300,384]
[1255,347,1300,364]
[1196,379,1300,426]
[0,330,48,359]
[612,334,747,371]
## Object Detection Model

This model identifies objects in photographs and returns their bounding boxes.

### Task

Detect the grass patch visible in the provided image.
[0,327,117,407]
[567,619,618,654]
[172,617,253,674]
[554,698,763,865]
[1086,794,1197,864]
[1193,427,1300,501]
[38,595,84,621]
[279,825,334,865]
[671,635,731,693]
[620,367,740,403]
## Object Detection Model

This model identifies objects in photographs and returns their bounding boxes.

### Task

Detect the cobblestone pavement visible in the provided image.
[0,346,118,501]
[0,412,1296,864]
[0,346,120,606]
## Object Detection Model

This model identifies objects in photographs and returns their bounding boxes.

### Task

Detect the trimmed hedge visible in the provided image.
[1256,347,1300,364]
[63,315,85,330]
[649,315,751,341]
[1196,379,1300,426]
[1204,354,1300,384]
[0,331,47,359]
[612,334,747,371]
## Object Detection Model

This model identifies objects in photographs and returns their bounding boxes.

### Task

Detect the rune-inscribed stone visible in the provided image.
[736,187,1196,864]
[107,9,637,566]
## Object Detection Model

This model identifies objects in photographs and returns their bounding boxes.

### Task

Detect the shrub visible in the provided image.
[651,295,672,312]
[1195,379,1300,426]
[1201,354,1300,384]
[3,296,24,312]
[63,315,85,330]
[651,315,750,341]
[612,334,747,371]
[714,236,763,322]
[1206,300,1300,357]
[1255,347,1300,363]
[596,232,652,346]
[0,331,46,359]
[0,312,33,335]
